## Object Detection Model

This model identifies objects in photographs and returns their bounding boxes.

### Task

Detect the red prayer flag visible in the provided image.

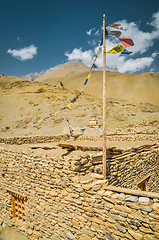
[119,37,134,48]
[76,91,81,99]
[108,22,121,29]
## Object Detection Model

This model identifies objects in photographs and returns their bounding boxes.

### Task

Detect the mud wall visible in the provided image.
[0,146,159,240]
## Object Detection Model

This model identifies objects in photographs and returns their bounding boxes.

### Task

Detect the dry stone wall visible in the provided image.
[108,146,159,192]
[0,146,159,240]
[0,135,71,145]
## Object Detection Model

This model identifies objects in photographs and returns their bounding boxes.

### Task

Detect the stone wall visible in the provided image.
[72,144,159,193]
[0,135,71,145]
[0,146,159,240]
[108,145,159,192]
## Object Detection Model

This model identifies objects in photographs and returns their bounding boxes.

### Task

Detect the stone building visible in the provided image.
[0,136,159,239]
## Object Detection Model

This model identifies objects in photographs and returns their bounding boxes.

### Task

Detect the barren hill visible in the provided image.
[0,62,159,140]
[37,61,159,106]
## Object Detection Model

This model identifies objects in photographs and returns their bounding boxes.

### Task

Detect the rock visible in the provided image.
[105,231,111,239]
[139,226,153,234]
[127,219,141,227]
[140,206,152,212]
[118,193,126,200]
[82,183,93,190]
[150,221,159,231]
[27,228,33,235]
[128,229,143,240]
[115,205,131,213]
[143,235,158,240]
[139,197,150,205]
[81,158,89,165]
[126,202,140,210]
[126,196,138,202]
[91,173,103,179]
[152,203,159,214]
[117,226,126,234]
[67,232,75,239]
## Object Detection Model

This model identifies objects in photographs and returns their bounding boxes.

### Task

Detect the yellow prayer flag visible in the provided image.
[87,71,92,79]
[105,45,124,54]
[65,102,72,108]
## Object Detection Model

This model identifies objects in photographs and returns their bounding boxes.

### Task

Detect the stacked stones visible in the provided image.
[109,147,159,192]
[0,146,159,240]
[0,135,71,145]
[71,153,93,173]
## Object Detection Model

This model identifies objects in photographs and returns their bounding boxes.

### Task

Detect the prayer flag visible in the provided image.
[84,79,88,85]
[109,30,122,38]
[65,102,72,108]
[105,27,108,37]
[121,49,132,54]
[108,22,121,29]
[66,117,74,134]
[119,37,134,48]
[92,64,97,68]
[71,98,76,103]
[81,128,86,133]
[87,71,92,79]
[93,55,98,63]
[61,107,66,111]
[76,91,81,99]
[97,47,102,55]
[105,45,124,54]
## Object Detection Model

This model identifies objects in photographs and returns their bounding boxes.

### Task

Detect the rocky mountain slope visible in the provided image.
[0,61,159,138]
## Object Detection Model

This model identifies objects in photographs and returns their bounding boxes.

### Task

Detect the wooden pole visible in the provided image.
[103,14,107,179]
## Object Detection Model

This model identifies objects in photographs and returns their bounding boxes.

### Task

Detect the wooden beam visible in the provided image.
[105,185,159,199]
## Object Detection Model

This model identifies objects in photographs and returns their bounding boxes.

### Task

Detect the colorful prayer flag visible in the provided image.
[76,91,81,99]
[108,22,121,29]
[87,71,92,79]
[121,49,132,54]
[92,63,97,68]
[109,30,122,38]
[119,37,134,48]
[71,98,76,103]
[105,45,124,54]
[84,79,88,85]
[105,27,108,36]
[97,47,102,55]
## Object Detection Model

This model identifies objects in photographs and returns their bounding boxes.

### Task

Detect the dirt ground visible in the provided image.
[0,62,159,147]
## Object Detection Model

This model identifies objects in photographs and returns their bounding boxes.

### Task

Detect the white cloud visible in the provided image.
[65,11,159,73]
[94,30,100,36]
[86,28,94,36]
[7,45,38,61]
[148,11,159,31]
[65,48,93,66]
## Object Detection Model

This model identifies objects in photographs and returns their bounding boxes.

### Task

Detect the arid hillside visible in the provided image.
[0,61,159,139]
[37,61,159,106]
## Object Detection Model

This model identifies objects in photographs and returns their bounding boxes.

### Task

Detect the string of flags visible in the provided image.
[3,43,101,130]
[3,19,134,131]
[66,117,74,134]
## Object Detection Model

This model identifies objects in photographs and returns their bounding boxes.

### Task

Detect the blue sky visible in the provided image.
[0,0,159,76]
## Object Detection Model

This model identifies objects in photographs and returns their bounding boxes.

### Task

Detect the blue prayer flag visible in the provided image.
[84,79,88,85]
